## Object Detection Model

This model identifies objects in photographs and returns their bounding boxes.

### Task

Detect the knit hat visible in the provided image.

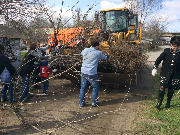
[41,61,48,66]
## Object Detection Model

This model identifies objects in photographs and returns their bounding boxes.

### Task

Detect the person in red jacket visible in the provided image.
[40,61,55,94]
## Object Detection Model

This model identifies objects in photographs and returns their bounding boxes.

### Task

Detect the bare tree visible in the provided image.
[0,0,49,43]
[143,17,167,48]
[0,0,44,24]
[35,1,81,47]
[73,8,82,27]
[124,0,163,21]
[122,0,167,49]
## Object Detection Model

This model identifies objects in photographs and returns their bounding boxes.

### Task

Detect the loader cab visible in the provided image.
[100,8,139,42]
[100,8,138,33]
[100,8,130,33]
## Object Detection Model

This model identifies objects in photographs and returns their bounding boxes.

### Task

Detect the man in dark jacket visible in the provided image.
[0,43,16,103]
[19,44,36,102]
[152,36,180,109]
[0,43,16,76]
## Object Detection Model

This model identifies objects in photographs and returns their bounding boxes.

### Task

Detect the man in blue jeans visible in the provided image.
[79,39,108,107]
[19,44,36,102]
[1,68,14,103]
[0,43,16,103]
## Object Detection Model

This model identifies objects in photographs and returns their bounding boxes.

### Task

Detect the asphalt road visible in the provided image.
[146,45,171,62]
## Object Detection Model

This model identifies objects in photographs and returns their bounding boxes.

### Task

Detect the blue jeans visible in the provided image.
[1,82,14,103]
[79,73,99,106]
[20,76,29,102]
[41,78,49,92]
[33,64,40,87]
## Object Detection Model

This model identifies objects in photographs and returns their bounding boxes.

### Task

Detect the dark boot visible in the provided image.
[155,90,165,109]
[165,91,174,109]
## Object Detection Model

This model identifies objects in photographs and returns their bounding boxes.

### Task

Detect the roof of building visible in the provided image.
[0,25,24,38]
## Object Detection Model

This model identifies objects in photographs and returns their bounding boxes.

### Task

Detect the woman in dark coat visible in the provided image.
[152,36,180,109]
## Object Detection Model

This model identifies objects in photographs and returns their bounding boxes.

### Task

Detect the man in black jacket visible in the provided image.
[19,44,36,102]
[152,36,180,109]
[0,43,16,76]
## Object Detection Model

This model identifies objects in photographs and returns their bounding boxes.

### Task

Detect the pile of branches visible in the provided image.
[49,40,148,75]
[100,41,148,74]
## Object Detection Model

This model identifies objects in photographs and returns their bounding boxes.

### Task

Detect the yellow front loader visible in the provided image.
[99,8,142,50]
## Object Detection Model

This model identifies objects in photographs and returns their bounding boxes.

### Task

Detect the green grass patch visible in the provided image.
[134,71,180,135]
[152,46,161,52]
[20,52,27,59]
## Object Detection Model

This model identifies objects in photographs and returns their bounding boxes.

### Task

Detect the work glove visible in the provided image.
[152,69,157,76]
[52,69,57,73]
[46,54,52,61]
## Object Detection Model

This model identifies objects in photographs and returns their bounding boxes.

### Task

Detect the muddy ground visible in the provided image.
[1,45,168,135]
[0,68,154,135]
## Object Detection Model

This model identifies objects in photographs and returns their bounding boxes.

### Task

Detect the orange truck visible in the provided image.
[48,27,84,49]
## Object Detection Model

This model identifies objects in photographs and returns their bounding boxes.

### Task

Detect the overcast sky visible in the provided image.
[48,0,180,32]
